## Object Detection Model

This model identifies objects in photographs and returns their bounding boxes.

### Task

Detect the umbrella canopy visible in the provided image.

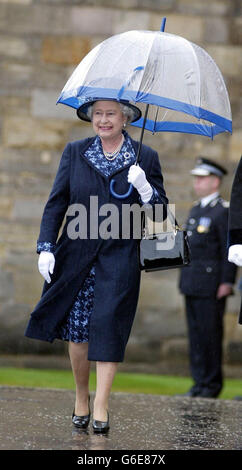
[57,28,232,139]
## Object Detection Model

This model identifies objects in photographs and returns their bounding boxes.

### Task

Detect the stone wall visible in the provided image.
[0,0,242,367]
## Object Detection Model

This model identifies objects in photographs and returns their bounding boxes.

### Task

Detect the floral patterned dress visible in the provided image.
[37,133,160,343]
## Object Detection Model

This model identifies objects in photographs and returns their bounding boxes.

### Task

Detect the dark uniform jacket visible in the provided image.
[179,195,237,297]
[25,135,168,362]
[228,156,242,322]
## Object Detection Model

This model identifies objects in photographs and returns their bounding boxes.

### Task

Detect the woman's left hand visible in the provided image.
[128,165,153,203]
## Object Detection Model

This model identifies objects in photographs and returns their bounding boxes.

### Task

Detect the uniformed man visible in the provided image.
[179,157,237,398]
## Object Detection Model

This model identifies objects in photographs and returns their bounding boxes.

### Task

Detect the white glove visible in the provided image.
[38,251,55,283]
[128,165,153,203]
[228,244,242,266]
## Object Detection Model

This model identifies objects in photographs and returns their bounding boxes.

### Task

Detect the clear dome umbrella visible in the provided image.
[57,18,232,199]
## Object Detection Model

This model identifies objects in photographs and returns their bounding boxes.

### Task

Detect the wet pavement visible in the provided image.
[0,386,241,450]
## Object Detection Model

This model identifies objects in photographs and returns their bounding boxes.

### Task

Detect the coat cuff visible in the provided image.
[37,241,56,254]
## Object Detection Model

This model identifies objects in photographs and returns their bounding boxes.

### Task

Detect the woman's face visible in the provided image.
[92,101,127,141]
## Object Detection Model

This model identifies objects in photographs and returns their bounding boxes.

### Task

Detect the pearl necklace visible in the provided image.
[103,135,124,161]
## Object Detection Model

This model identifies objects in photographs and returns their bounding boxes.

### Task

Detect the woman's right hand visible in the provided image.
[38,251,55,283]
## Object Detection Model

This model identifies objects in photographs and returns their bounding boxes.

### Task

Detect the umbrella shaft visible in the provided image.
[135,104,149,165]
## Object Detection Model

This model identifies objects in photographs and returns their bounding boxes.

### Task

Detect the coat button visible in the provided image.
[206,267,212,272]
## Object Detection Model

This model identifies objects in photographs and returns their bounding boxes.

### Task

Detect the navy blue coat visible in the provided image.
[25,134,168,362]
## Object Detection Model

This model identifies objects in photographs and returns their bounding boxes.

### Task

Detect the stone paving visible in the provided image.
[0,386,241,451]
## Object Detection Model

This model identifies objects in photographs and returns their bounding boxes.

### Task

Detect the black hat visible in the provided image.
[76,98,142,123]
[190,157,227,178]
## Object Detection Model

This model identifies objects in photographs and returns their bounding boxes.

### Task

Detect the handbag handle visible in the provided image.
[166,206,181,232]
[141,205,181,239]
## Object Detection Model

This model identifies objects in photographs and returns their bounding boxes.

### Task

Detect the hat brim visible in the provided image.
[190,168,211,176]
[76,99,142,123]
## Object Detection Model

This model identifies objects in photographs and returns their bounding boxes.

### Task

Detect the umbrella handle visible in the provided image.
[110,179,133,199]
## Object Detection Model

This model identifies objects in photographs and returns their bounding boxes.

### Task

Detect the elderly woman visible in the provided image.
[25,99,168,433]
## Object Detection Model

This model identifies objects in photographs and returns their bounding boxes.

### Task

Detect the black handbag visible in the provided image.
[138,208,190,272]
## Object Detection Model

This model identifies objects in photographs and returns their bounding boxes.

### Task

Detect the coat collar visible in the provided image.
[200,191,219,208]
[79,132,140,180]
[78,131,140,155]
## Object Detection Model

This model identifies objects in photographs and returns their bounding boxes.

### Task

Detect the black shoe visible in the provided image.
[92,411,110,434]
[72,396,90,429]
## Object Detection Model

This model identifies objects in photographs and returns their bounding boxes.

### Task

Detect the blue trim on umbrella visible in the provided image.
[131,118,227,138]
[57,86,232,136]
